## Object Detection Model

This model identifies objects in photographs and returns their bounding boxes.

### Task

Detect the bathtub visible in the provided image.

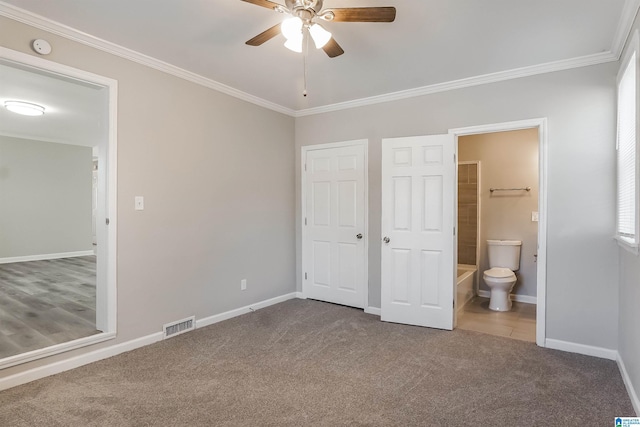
[456,264,477,313]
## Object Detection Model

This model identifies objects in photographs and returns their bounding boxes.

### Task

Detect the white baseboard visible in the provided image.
[477,290,537,304]
[0,250,95,264]
[545,338,618,360]
[364,307,381,316]
[196,292,298,329]
[295,292,305,299]
[618,353,640,416]
[0,292,298,392]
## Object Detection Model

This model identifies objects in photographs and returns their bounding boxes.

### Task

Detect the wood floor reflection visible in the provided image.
[457,296,536,342]
[0,256,98,359]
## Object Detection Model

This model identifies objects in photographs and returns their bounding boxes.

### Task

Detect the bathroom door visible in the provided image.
[381,134,455,330]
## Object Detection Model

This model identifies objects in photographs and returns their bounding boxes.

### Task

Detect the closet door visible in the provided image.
[302,142,367,308]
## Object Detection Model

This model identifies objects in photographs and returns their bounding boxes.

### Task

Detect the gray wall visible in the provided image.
[296,63,619,350]
[0,16,295,377]
[0,136,93,258]
[618,15,640,414]
[459,129,539,297]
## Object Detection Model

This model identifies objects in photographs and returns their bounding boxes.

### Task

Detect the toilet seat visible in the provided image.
[483,267,516,282]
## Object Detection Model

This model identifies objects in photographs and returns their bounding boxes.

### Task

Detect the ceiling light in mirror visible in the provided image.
[4,100,45,116]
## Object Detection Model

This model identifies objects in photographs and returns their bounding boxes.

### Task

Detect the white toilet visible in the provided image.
[483,240,522,312]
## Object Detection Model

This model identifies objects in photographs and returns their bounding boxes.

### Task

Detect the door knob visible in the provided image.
[383,237,390,244]
[356,233,363,240]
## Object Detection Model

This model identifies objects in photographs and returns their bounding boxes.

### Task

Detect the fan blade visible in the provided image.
[240,0,281,11]
[329,7,396,23]
[246,24,282,46]
[322,38,344,58]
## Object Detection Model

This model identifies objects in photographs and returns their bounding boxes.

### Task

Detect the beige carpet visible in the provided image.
[0,299,634,426]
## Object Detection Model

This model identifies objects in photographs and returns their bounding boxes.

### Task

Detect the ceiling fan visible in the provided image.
[242,0,396,58]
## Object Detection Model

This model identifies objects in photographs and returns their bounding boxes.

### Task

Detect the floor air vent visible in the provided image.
[163,316,195,339]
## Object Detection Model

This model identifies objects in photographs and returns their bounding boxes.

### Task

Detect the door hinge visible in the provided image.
[454,153,456,163]
[453,226,455,235]
[304,217,307,226]
[453,300,455,308]
[305,272,308,280]
[304,163,307,171]
[105,218,110,225]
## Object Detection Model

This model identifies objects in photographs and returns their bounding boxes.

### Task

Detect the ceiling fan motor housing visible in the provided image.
[285,0,324,15]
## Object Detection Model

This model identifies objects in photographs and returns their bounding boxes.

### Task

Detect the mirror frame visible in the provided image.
[0,46,117,370]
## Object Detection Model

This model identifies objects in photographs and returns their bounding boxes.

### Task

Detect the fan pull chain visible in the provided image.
[303,56,308,97]
[303,29,309,97]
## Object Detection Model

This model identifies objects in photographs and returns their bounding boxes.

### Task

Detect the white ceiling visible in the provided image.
[0,0,634,116]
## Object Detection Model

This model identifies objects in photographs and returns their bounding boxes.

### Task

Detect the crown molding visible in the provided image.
[611,0,640,59]
[294,52,618,117]
[0,2,296,117]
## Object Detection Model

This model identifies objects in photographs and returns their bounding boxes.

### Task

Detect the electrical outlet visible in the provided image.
[241,279,247,291]
[531,211,539,222]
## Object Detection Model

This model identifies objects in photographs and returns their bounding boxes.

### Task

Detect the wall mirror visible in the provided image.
[0,47,117,369]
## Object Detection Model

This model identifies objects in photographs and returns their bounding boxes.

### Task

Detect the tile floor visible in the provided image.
[457,296,536,342]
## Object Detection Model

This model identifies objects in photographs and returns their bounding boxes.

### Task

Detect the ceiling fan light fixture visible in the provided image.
[284,36,303,53]
[4,100,45,116]
[281,17,303,40]
[309,23,331,49]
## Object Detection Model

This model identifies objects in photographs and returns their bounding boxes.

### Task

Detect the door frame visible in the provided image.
[457,160,482,293]
[449,118,548,347]
[301,139,369,310]
[0,46,118,369]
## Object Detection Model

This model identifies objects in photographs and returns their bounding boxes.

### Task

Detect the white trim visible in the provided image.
[364,307,381,316]
[0,250,94,264]
[0,332,116,371]
[295,54,616,117]
[0,45,118,363]
[0,292,299,391]
[0,130,96,147]
[449,118,548,348]
[0,2,295,117]
[300,139,369,311]
[616,235,640,255]
[545,339,618,361]
[477,290,537,305]
[611,0,640,59]
[295,292,305,299]
[618,353,640,415]
[105,47,118,335]
[196,292,298,329]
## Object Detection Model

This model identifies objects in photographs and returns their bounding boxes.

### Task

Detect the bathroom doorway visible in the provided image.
[450,119,547,346]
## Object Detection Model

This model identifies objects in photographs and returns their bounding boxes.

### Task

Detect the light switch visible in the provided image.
[135,196,144,211]
[531,211,539,222]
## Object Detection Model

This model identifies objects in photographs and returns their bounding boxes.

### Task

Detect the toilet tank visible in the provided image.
[487,240,522,271]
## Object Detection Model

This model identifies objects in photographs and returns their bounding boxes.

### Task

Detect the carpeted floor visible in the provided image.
[0,299,634,426]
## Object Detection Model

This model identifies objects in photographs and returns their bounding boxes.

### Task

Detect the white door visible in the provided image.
[381,134,455,329]
[303,142,367,308]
